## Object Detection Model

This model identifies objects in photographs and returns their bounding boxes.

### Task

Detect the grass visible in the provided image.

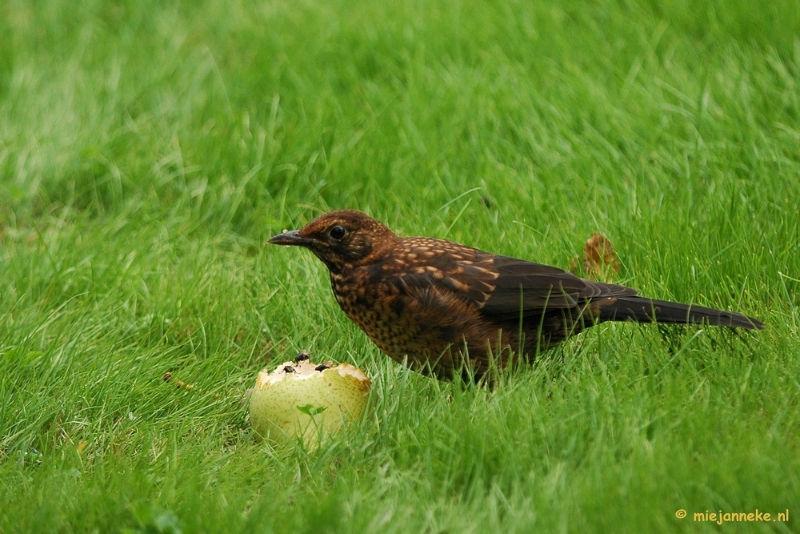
[1,0,799,531]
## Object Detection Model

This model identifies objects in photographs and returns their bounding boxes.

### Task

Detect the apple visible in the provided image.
[249,353,371,448]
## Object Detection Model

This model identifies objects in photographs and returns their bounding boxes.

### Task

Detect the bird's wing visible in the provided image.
[384,240,500,306]
[480,255,638,318]
[386,240,638,317]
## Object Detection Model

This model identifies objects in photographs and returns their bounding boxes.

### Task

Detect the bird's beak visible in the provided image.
[268,230,312,247]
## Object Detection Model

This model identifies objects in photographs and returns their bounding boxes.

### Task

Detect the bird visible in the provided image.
[269,209,764,381]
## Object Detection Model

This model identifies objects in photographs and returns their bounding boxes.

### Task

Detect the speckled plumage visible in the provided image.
[270,210,763,380]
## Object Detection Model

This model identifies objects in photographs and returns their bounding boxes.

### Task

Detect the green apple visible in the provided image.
[249,355,371,448]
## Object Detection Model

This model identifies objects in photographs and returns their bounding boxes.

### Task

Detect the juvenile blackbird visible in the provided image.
[270,210,764,380]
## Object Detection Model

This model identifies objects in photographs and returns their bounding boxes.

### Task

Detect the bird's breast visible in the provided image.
[327,264,522,378]
[328,268,440,360]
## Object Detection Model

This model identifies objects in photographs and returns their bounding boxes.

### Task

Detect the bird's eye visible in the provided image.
[329,226,347,240]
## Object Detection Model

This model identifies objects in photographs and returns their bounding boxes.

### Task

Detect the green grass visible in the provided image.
[1,0,799,531]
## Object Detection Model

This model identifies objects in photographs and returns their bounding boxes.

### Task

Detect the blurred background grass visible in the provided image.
[1,0,798,532]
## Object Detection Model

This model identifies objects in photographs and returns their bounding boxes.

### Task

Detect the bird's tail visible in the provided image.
[597,297,764,330]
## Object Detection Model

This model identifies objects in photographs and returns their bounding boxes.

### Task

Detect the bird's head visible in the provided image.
[269,210,397,272]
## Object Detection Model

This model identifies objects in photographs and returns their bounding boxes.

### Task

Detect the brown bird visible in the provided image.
[270,210,764,380]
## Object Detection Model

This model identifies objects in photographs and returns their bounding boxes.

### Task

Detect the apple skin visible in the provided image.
[249,358,371,448]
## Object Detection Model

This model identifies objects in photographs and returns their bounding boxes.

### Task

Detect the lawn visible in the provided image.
[1,0,799,532]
